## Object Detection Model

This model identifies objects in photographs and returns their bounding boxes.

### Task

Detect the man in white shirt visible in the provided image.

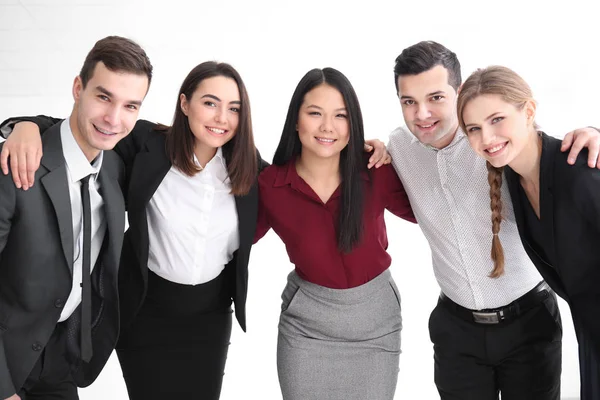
[0,36,151,400]
[388,41,600,399]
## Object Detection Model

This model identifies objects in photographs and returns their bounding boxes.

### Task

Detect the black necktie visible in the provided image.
[80,175,93,362]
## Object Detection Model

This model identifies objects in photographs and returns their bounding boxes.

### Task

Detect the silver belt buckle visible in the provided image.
[472,311,502,324]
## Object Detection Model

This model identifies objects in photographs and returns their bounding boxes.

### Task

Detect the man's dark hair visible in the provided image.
[79,36,153,88]
[394,41,461,92]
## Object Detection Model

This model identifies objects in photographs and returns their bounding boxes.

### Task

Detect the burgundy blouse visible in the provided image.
[255,160,416,288]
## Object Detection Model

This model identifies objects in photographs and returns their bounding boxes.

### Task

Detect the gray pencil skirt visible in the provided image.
[277,269,402,400]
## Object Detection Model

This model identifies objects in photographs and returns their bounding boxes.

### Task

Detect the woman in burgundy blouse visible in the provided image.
[254,68,417,400]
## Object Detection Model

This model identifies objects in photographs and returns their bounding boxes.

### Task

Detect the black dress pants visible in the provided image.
[573,316,600,400]
[116,269,233,400]
[18,323,79,400]
[429,290,562,400]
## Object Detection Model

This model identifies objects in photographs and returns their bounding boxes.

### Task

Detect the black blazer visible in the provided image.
[8,116,267,332]
[0,123,125,397]
[505,133,600,353]
[115,120,266,332]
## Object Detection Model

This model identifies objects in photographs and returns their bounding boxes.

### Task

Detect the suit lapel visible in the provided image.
[40,123,74,274]
[98,162,125,264]
[538,133,558,265]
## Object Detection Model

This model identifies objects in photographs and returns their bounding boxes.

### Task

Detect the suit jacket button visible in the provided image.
[54,299,64,308]
[32,342,43,351]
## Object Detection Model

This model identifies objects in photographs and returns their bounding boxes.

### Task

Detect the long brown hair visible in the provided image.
[457,66,535,277]
[163,61,257,195]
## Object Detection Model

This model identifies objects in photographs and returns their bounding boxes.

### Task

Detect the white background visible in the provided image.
[1,0,598,398]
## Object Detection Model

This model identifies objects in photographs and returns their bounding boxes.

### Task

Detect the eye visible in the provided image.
[491,116,504,124]
[467,126,481,133]
[336,113,348,119]
[204,101,216,107]
[402,99,415,106]
[126,104,138,110]
[431,95,444,101]
[98,95,110,101]
[229,107,240,113]
[308,111,321,116]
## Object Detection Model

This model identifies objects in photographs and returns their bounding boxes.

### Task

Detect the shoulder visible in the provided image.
[258,163,282,186]
[388,126,412,145]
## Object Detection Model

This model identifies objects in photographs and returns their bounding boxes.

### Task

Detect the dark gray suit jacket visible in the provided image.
[0,122,125,397]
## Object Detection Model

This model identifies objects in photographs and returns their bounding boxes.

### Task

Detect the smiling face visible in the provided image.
[180,75,240,155]
[297,83,350,161]
[72,61,149,161]
[397,65,459,149]
[462,94,536,168]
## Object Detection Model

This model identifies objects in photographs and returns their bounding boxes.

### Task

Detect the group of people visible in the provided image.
[0,36,598,400]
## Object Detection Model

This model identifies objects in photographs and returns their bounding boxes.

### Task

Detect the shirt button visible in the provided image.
[32,342,43,351]
[54,299,64,308]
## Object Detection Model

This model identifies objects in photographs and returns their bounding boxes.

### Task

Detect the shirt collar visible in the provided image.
[60,119,103,183]
[194,147,229,183]
[273,157,370,189]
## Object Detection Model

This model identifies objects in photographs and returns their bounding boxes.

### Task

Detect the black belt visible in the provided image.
[439,281,550,324]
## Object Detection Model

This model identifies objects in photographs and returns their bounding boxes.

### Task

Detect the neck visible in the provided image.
[194,140,218,168]
[509,128,541,188]
[296,151,340,181]
[431,123,458,149]
[69,112,100,163]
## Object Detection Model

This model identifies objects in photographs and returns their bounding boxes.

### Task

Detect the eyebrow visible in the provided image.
[400,90,446,100]
[96,85,143,106]
[464,112,502,128]
[306,104,347,112]
[201,94,241,105]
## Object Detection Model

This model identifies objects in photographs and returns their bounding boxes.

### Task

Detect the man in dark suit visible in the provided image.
[0,36,152,400]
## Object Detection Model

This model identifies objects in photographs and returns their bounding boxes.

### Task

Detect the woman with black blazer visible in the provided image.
[457,65,600,400]
[3,62,265,400]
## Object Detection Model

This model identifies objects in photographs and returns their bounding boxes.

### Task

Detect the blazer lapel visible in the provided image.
[39,123,74,274]
[98,163,125,265]
[539,133,558,265]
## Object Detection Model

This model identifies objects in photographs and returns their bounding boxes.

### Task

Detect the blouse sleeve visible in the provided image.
[253,170,272,243]
[377,164,417,223]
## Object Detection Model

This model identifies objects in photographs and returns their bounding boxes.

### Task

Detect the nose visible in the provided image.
[416,104,431,121]
[103,105,121,127]
[480,126,495,146]
[214,106,227,124]
[320,117,334,133]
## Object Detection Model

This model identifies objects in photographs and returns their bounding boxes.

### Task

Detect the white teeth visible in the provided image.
[487,143,506,154]
[316,137,335,143]
[207,127,226,134]
[95,126,115,135]
[419,122,436,128]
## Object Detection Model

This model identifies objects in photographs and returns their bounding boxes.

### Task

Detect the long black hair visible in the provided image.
[273,67,367,253]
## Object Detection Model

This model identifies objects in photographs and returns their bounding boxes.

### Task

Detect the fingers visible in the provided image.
[9,152,22,189]
[567,138,585,165]
[0,145,9,175]
[26,149,42,188]
[561,131,574,152]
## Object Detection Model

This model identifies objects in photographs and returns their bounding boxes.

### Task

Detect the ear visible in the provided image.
[72,76,83,101]
[456,83,463,96]
[525,99,537,124]
[180,93,189,116]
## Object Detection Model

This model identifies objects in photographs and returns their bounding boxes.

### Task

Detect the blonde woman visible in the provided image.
[457,65,600,400]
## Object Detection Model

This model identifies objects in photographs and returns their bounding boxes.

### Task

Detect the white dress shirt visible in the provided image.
[388,126,542,310]
[59,119,106,322]
[147,147,239,285]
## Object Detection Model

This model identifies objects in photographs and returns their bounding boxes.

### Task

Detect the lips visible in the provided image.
[416,121,439,130]
[206,126,227,135]
[315,137,336,144]
[93,124,117,136]
[485,142,508,155]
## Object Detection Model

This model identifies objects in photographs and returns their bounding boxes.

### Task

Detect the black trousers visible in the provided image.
[429,290,562,400]
[116,269,233,400]
[18,323,79,400]
[573,316,600,400]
